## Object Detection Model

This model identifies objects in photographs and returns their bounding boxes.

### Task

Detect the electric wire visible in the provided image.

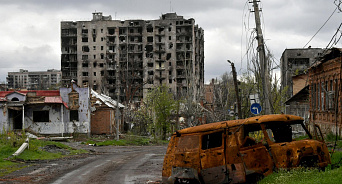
[303,6,338,48]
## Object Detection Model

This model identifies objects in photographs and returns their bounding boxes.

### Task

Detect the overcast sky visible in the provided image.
[0,0,341,84]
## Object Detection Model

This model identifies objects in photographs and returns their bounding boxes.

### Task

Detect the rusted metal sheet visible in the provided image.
[162,114,331,184]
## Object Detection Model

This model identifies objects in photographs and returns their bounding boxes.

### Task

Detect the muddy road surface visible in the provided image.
[0,143,167,184]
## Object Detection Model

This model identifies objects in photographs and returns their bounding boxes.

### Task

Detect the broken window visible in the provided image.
[82,63,88,67]
[169,43,173,49]
[93,62,97,67]
[145,45,153,52]
[100,63,104,67]
[101,71,104,76]
[82,29,88,34]
[130,28,134,33]
[93,46,96,50]
[82,37,88,42]
[33,111,49,122]
[146,26,153,32]
[169,27,171,31]
[93,37,96,42]
[82,46,89,52]
[70,110,79,121]
[101,46,104,50]
[82,55,88,60]
[82,72,88,76]
[101,54,104,59]
[119,28,126,35]
[101,29,103,33]
[264,123,294,143]
[108,28,115,35]
[93,55,96,59]
[147,36,153,42]
[148,63,153,67]
[120,36,126,42]
[167,53,171,60]
[94,72,96,76]
[202,131,222,150]
[169,36,171,40]
[169,79,172,83]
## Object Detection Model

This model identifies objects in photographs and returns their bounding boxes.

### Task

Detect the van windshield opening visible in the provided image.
[264,121,309,143]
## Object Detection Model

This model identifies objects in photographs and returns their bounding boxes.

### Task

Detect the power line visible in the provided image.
[303,6,338,48]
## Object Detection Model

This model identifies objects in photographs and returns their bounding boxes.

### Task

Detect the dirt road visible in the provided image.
[0,143,167,184]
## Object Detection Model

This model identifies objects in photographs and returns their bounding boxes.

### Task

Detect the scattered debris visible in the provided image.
[12,138,29,157]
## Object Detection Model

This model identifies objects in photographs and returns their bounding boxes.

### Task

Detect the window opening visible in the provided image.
[202,131,222,150]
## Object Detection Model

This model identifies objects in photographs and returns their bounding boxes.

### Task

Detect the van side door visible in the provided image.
[239,124,274,177]
[200,131,228,184]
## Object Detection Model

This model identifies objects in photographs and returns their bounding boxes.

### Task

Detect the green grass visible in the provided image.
[259,138,342,184]
[0,131,87,177]
[259,167,342,184]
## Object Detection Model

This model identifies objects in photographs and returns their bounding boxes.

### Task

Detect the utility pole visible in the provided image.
[251,0,271,114]
[227,60,242,119]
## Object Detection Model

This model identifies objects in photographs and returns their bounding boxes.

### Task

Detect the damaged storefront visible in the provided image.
[0,84,91,136]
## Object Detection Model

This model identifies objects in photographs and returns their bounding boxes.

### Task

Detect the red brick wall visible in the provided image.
[91,109,114,134]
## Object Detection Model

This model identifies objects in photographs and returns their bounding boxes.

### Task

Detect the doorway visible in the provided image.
[9,109,22,130]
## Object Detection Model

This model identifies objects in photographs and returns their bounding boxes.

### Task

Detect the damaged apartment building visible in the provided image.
[61,12,204,103]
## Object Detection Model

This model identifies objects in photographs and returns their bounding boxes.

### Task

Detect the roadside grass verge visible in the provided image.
[259,167,342,184]
[259,136,342,184]
[82,134,169,146]
[0,131,87,177]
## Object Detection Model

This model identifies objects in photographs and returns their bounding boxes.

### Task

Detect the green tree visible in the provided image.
[145,85,179,140]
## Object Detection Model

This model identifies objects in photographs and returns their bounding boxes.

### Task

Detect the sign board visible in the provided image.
[250,103,262,115]
[250,94,260,104]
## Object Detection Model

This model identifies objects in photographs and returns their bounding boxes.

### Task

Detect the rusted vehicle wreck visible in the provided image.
[162,114,331,184]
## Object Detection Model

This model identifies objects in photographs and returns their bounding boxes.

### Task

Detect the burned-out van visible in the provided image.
[162,114,331,184]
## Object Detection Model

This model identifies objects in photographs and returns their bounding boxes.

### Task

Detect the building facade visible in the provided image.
[309,48,342,135]
[61,12,204,103]
[7,69,61,90]
[280,48,323,99]
[0,85,90,135]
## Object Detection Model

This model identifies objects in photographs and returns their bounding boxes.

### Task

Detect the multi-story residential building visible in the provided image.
[6,69,61,90]
[61,12,204,103]
[280,48,323,99]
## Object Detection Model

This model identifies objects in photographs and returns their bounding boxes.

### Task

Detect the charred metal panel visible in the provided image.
[239,144,273,175]
[201,165,228,184]
[173,134,201,170]
[163,114,331,184]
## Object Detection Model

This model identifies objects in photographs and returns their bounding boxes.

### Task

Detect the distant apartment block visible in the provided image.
[6,69,61,90]
[61,12,204,103]
[280,48,323,98]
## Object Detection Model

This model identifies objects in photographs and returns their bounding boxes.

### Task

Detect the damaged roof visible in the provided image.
[91,89,125,108]
[0,90,60,98]
[310,47,342,68]
[0,90,67,107]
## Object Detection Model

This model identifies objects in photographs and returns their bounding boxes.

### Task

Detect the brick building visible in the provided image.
[309,48,342,134]
[61,12,204,104]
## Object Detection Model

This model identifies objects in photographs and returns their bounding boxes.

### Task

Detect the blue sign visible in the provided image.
[250,103,262,115]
